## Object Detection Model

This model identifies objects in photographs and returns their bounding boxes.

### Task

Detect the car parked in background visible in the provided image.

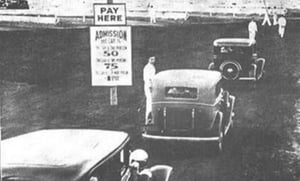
[208,38,266,81]
[5,0,29,9]
[1,129,172,181]
[142,69,235,151]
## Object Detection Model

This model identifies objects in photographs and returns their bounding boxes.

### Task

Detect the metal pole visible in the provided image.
[0,72,3,142]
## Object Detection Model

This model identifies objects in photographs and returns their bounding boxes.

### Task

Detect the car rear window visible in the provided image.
[165,87,197,99]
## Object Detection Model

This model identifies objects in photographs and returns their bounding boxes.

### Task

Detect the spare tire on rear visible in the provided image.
[220,61,241,80]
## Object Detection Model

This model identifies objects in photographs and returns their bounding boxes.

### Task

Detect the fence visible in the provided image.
[0,0,299,24]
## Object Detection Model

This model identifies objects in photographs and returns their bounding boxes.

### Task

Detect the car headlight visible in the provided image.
[89,176,98,181]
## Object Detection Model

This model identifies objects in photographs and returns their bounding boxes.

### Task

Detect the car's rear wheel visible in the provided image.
[220,61,240,80]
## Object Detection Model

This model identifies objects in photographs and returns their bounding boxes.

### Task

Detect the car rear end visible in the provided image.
[143,102,221,141]
[142,69,223,142]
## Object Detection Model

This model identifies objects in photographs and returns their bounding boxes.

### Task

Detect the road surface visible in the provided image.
[1,21,299,181]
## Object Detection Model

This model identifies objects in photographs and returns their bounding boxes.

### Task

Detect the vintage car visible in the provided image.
[6,0,29,9]
[142,69,235,151]
[1,129,172,181]
[208,38,266,81]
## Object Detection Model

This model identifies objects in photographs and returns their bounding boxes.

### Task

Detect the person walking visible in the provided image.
[262,8,272,26]
[248,17,258,41]
[278,15,287,38]
[143,56,156,122]
[272,7,278,25]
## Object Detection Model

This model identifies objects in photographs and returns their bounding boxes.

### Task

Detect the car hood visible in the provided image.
[1,129,129,181]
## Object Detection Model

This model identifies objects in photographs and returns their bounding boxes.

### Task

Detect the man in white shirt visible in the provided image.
[272,7,278,25]
[262,8,272,26]
[278,15,287,38]
[143,56,156,121]
[148,4,156,24]
[248,17,258,41]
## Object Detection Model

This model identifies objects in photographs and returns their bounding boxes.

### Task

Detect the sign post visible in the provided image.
[91,3,130,106]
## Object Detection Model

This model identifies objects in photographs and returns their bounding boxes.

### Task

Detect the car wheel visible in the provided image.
[220,61,240,80]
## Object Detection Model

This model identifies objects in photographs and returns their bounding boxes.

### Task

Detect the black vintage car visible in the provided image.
[142,69,235,151]
[5,0,29,9]
[208,38,266,81]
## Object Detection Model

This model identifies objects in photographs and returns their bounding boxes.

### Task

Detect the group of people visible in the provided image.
[248,7,287,41]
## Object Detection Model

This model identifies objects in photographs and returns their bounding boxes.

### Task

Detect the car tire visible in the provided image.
[220,61,241,80]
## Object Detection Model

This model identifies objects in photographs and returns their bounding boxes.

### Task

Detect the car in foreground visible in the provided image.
[1,129,172,181]
[142,69,235,151]
[208,38,266,81]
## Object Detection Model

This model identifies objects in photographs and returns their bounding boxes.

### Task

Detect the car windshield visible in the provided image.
[165,87,197,99]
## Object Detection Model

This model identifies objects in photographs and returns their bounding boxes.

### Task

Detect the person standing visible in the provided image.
[262,8,272,26]
[272,7,278,25]
[148,3,156,24]
[248,17,258,41]
[278,15,287,38]
[143,56,156,122]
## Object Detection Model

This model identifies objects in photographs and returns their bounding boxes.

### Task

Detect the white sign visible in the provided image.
[90,26,132,86]
[94,4,126,25]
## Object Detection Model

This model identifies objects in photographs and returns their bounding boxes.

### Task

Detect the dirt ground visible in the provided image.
[1,20,300,181]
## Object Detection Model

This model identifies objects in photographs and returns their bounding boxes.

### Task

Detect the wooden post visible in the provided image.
[110,86,118,105]
[107,0,117,106]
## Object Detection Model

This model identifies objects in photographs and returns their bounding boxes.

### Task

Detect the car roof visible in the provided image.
[153,69,221,88]
[1,129,129,181]
[213,38,256,47]
[152,69,222,104]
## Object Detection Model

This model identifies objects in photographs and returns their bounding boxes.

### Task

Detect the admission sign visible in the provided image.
[90,26,132,86]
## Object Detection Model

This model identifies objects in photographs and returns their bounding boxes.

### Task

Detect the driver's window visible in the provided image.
[90,150,127,181]
[215,81,223,97]
[121,143,131,166]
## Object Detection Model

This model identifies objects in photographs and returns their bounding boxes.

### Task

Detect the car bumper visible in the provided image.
[239,77,257,80]
[142,133,220,142]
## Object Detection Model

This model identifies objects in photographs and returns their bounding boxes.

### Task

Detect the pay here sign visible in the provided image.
[90,26,132,86]
[94,4,126,25]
